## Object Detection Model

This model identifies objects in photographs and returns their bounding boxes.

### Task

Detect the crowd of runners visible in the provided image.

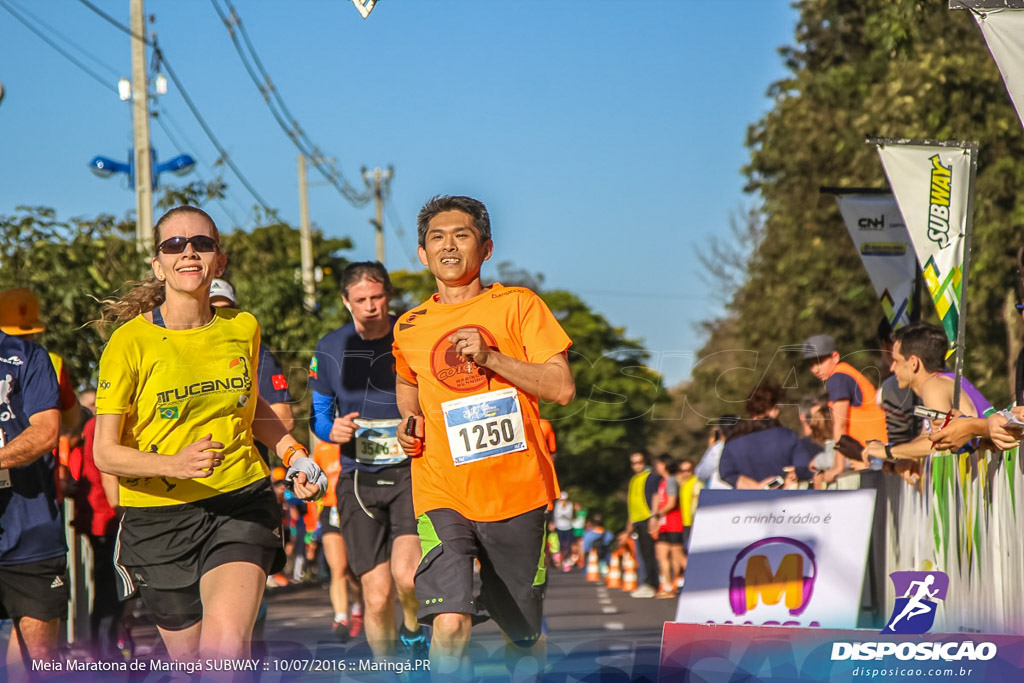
[0,195,575,681]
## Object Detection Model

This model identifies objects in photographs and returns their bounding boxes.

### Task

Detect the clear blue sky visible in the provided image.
[0,1,797,387]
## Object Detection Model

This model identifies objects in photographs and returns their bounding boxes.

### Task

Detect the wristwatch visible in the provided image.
[884,443,895,460]
[282,443,309,467]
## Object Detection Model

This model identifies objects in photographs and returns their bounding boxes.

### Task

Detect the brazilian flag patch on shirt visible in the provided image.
[159,406,179,420]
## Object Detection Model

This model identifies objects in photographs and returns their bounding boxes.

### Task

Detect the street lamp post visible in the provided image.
[89,149,196,249]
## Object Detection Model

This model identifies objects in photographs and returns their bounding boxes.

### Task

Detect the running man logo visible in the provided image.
[728,537,817,617]
[882,570,949,635]
[926,154,953,249]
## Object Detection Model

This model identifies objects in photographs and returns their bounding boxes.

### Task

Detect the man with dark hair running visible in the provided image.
[309,261,425,660]
[394,195,575,678]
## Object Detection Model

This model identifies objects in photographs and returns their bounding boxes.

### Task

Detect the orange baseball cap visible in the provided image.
[0,289,45,335]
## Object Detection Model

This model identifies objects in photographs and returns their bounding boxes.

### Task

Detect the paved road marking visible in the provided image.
[601,606,618,614]
[604,622,625,630]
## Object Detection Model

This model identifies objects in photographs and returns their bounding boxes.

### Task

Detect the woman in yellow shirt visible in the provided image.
[93,206,325,663]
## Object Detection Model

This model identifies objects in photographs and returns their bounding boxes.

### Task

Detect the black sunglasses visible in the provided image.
[157,235,219,254]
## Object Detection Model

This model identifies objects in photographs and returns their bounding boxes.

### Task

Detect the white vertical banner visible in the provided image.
[972,8,1024,131]
[835,194,917,330]
[875,143,974,344]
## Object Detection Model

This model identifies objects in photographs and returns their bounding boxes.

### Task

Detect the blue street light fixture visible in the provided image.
[88,149,196,189]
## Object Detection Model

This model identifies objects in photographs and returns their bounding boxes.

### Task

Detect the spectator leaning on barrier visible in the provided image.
[865,322,993,461]
[718,380,812,489]
[803,334,888,483]
[876,318,922,446]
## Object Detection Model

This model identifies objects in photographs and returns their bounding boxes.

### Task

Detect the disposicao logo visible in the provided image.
[830,569,998,663]
[882,570,948,635]
[728,537,817,618]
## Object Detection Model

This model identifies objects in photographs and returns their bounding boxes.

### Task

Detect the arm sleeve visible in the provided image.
[718,442,740,488]
[790,434,813,481]
[665,476,680,498]
[520,291,573,362]
[827,373,862,406]
[257,344,292,404]
[95,328,137,415]
[695,442,721,483]
[392,336,417,385]
[24,344,60,417]
[310,391,336,443]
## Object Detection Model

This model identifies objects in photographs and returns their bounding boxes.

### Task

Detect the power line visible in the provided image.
[7,0,121,80]
[74,0,277,215]
[152,108,245,228]
[154,105,254,221]
[76,0,148,43]
[384,194,419,267]
[0,0,117,93]
[211,0,372,207]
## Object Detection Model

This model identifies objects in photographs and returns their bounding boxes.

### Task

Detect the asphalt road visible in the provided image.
[1,568,678,681]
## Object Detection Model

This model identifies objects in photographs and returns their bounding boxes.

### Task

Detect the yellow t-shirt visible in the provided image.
[680,475,703,527]
[95,308,269,507]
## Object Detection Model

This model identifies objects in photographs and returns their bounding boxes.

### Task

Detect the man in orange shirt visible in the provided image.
[803,334,888,482]
[394,195,575,677]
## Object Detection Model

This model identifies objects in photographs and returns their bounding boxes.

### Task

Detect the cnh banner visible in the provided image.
[835,194,916,329]
[875,143,974,344]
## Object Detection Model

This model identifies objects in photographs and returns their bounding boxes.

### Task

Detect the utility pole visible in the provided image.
[362,166,393,265]
[130,0,154,253]
[297,155,316,312]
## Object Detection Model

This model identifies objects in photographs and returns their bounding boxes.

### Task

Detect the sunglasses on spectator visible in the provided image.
[158,235,219,254]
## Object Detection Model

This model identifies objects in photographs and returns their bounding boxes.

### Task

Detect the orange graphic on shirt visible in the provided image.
[430,326,499,392]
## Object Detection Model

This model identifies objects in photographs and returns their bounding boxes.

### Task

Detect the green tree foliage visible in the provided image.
[0,207,142,386]
[668,0,1024,445]
[2,202,662,526]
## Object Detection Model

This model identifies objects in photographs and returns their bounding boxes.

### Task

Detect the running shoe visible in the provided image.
[400,624,429,661]
[349,612,364,638]
[332,619,351,643]
[630,585,657,599]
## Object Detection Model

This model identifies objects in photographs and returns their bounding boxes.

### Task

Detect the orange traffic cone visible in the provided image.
[585,549,600,582]
[606,551,622,589]
[621,551,638,592]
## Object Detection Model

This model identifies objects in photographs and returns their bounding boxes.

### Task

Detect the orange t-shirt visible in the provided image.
[313,441,342,508]
[392,284,572,522]
[828,361,888,446]
[539,418,557,455]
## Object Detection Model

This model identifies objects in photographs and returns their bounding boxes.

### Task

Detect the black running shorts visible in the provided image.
[115,479,285,630]
[415,505,547,645]
[336,466,416,577]
[0,555,69,621]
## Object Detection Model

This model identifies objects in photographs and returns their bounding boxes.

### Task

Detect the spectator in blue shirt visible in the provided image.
[719,381,812,488]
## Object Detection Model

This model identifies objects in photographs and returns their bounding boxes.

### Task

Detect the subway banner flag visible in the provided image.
[835,194,917,330]
[971,8,1024,133]
[876,143,973,345]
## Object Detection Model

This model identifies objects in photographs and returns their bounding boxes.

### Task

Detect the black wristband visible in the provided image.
[884,443,895,460]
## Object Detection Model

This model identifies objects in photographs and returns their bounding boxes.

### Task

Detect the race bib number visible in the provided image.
[354,418,405,465]
[441,388,527,466]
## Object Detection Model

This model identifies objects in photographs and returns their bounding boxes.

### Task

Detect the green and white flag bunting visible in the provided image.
[971,8,1024,132]
[875,143,973,344]
[834,194,917,330]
